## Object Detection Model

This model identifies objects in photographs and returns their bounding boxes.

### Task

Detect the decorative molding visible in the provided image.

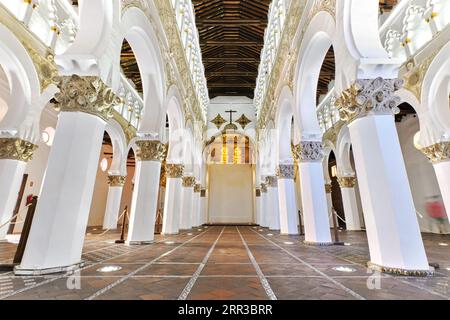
[135,140,166,162]
[337,176,357,188]
[335,77,403,124]
[166,164,184,178]
[367,261,433,277]
[211,114,226,129]
[54,75,121,121]
[182,176,196,188]
[292,141,324,162]
[0,138,37,162]
[112,110,137,144]
[265,176,278,188]
[325,183,332,194]
[107,175,126,187]
[420,142,450,164]
[310,0,336,19]
[235,114,252,129]
[277,165,295,179]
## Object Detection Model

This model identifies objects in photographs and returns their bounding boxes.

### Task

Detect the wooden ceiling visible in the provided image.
[120,40,143,94]
[192,0,271,99]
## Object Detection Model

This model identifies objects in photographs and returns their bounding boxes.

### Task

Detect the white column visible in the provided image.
[255,187,262,225]
[433,161,450,221]
[102,176,126,230]
[179,176,195,229]
[337,176,362,230]
[162,164,184,234]
[260,183,269,227]
[126,140,165,244]
[277,165,299,235]
[294,142,332,245]
[266,176,280,230]
[191,183,201,227]
[0,157,28,239]
[200,187,208,225]
[325,183,334,226]
[17,112,106,274]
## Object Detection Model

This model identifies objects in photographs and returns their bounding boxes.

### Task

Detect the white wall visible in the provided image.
[397,115,449,234]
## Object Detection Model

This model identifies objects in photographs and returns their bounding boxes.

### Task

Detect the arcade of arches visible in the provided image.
[0,0,449,300]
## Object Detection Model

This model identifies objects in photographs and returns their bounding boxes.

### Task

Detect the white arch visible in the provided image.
[275,86,295,163]
[322,140,336,183]
[105,119,128,176]
[335,125,355,176]
[165,85,186,163]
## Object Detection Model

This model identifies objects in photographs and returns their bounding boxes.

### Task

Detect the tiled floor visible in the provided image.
[0,226,449,300]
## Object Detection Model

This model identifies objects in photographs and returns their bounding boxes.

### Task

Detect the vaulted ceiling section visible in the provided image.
[192,0,271,99]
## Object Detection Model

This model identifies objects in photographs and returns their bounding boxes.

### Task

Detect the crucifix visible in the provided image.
[225,109,237,124]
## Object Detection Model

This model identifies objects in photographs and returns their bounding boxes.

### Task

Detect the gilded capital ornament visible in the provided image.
[337,176,357,189]
[166,164,184,178]
[260,183,268,193]
[54,75,121,121]
[292,142,324,162]
[277,164,295,179]
[0,138,37,162]
[265,176,278,188]
[107,175,126,187]
[182,176,196,188]
[325,183,332,194]
[135,140,166,162]
[194,184,201,193]
[335,77,403,123]
[420,142,450,164]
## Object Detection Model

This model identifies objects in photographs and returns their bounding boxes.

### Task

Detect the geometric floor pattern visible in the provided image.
[0,226,449,300]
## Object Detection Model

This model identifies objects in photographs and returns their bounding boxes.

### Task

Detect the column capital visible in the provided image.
[200,188,207,197]
[325,183,332,193]
[182,176,196,188]
[265,176,278,188]
[135,140,166,162]
[260,183,268,193]
[0,138,38,162]
[54,75,122,121]
[194,183,201,193]
[277,164,295,179]
[107,175,126,187]
[335,77,403,124]
[420,141,450,164]
[292,141,324,162]
[255,188,261,197]
[166,164,184,178]
[337,176,357,188]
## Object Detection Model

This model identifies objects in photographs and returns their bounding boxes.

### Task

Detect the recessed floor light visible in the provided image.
[446,267,450,271]
[86,233,92,236]
[187,233,193,236]
[198,229,202,231]
[333,266,357,273]
[165,241,175,245]
[267,233,273,236]
[258,229,263,232]
[284,241,294,245]
[97,265,122,273]
[344,243,352,246]
[438,243,448,247]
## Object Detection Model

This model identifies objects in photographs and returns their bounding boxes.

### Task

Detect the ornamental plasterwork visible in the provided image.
[337,176,357,188]
[236,114,252,129]
[420,141,450,164]
[211,114,227,129]
[107,175,127,187]
[310,0,336,20]
[54,75,121,121]
[194,184,202,193]
[182,176,196,188]
[277,165,295,179]
[0,138,37,162]
[293,141,324,162]
[402,53,438,102]
[335,77,403,124]
[112,110,137,144]
[260,183,268,193]
[265,176,278,188]
[135,140,166,162]
[166,164,184,178]
[0,5,58,93]
[325,183,332,193]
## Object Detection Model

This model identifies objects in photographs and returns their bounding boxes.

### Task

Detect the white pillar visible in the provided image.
[266,176,280,230]
[325,183,334,226]
[179,176,195,229]
[102,176,126,230]
[260,183,269,227]
[277,165,299,235]
[433,161,450,221]
[255,187,262,225]
[200,187,208,225]
[337,176,362,230]
[17,112,106,274]
[162,164,184,234]
[192,183,201,227]
[0,156,29,239]
[126,140,165,244]
[294,142,332,245]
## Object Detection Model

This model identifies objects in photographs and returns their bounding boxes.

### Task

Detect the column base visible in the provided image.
[126,240,154,245]
[367,261,434,277]
[162,232,179,235]
[303,240,333,246]
[14,261,85,276]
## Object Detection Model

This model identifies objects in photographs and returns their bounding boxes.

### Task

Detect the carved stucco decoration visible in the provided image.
[337,176,357,188]
[236,114,252,129]
[335,77,403,124]
[135,140,166,162]
[292,141,324,162]
[420,141,450,164]
[182,176,196,188]
[194,183,201,193]
[310,0,336,20]
[54,75,121,121]
[0,138,37,162]
[112,110,137,144]
[166,163,184,178]
[277,164,295,179]
[260,183,268,193]
[265,176,278,188]
[211,114,227,129]
[107,175,127,187]
[325,183,332,193]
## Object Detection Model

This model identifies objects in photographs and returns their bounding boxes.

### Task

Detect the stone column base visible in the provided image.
[126,240,154,245]
[14,261,85,276]
[367,261,434,277]
[303,240,333,246]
